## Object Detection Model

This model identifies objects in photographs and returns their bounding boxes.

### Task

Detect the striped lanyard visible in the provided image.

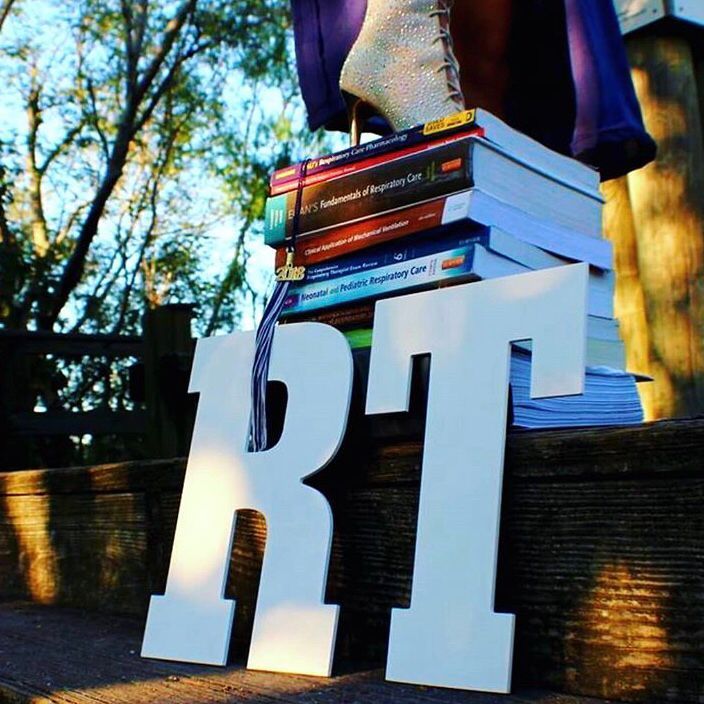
[249,160,310,451]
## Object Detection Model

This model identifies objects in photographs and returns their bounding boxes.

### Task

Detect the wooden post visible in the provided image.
[143,304,196,458]
[601,177,655,415]
[606,31,704,419]
[0,338,38,470]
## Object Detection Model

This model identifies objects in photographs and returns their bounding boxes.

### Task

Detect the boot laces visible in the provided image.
[429,0,464,106]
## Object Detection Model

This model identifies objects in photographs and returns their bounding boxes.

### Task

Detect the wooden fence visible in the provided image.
[0,305,196,470]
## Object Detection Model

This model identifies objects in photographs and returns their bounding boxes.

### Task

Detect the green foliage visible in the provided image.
[0,0,334,335]
[0,0,339,467]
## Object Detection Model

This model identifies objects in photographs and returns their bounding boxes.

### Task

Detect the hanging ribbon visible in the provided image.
[249,160,309,451]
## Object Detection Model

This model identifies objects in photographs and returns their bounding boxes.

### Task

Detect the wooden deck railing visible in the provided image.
[0,304,196,469]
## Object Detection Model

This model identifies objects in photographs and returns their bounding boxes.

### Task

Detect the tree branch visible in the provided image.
[111,179,160,333]
[0,185,13,246]
[204,95,261,336]
[113,110,188,333]
[133,0,149,56]
[135,40,213,134]
[0,0,17,34]
[66,195,144,333]
[85,77,110,162]
[133,0,197,108]
[134,60,182,134]
[26,68,50,257]
[204,216,252,336]
[55,201,90,247]
[120,0,139,97]
[38,121,85,175]
[38,1,199,330]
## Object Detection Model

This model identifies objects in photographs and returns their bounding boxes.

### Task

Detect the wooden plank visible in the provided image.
[9,410,148,436]
[0,419,701,498]
[624,34,704,418]
[503,417,704,479]
[0,330,143,358]
[0,493,149,611]
[0,329,145,470]
[1,421,703,701]
[0,603,621,704]
[0,458,186,496]
[329,419,704,487]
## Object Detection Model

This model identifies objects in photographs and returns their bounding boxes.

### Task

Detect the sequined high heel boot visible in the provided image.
[339,0,465,142]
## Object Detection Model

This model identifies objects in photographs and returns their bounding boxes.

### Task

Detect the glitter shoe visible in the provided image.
[339,0,465,143]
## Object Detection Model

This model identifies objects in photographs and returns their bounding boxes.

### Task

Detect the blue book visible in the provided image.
[303,226,490,284]
[510,347,643,429]
[282,231,528,316]
[284,225,614,318]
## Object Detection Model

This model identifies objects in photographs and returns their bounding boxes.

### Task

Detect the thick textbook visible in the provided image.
[510,348,643,429]
[265,138,604,246]
[290,302,622,343]
[274,194,460,267]
[283,227,613,318]
[281,240,493,316]
[273,189,614,270]
[271,109,483,191]
[283,302,375,329]
[341,327,626,369]
[270,108,599,194]
[266,139,473,244]
[270,131,479,196]
[300,223,612,315]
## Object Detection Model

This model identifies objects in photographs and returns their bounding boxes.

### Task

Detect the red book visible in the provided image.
[270,129,483,196]
[270,109,482,193]
[274,192,465,269]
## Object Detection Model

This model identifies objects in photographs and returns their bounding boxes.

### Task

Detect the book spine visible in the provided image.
[274,192,474,269]
[299,228,488,285]
[269,109,480,189]
[283,302,375,329]
[344,328,374,350]
[281,243,482,316]
[269,131,480,196]
[264,140,475,246]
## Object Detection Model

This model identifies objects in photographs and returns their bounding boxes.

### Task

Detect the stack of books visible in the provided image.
[265,109,644,429]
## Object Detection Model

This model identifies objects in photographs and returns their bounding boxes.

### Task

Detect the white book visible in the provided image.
[479,227,614,318]
[266,138,605,246]
[441,189,612,269]
[514,337,626,370]
[473,108,601,192]
[284,231,614,319]
[471,138,604,239]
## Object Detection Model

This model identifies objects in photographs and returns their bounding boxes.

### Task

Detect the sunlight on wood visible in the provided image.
[604,37,704,419]
[570,560,674,673]
[37,666,346,704]
[601,177,654,417]
[3,475,58,604]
